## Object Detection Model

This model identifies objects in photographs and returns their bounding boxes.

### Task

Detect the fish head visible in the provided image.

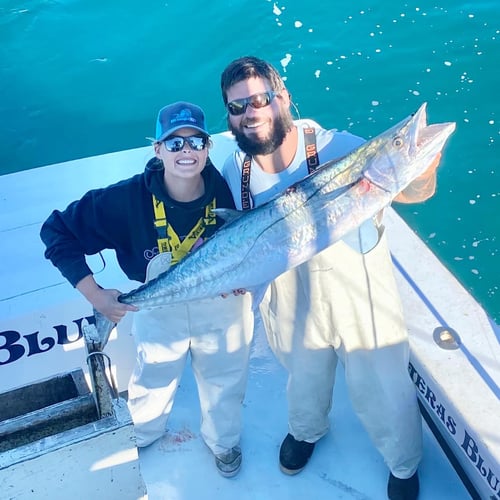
[362,103,456,194]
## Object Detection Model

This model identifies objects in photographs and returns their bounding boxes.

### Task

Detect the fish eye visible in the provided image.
[393,136,404,148]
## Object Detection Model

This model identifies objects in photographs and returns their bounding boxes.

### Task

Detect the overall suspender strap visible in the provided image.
[240,128,319,210]
[241,154,252,210]
[152,194,170,253]
[152,195,216,265]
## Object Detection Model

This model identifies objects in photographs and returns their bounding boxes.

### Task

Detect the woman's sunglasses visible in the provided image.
[162,135,208,152]
[227,91,277,116]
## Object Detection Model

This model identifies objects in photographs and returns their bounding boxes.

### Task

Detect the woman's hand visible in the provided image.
[76,274,139,323]
[90,287,139,323]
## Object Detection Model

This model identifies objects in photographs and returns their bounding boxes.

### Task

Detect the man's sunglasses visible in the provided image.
[227,91,277,116]
[162,135,208,152]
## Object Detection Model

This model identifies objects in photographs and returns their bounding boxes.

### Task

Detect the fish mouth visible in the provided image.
[409,102,456,155]
[361,102,456,194]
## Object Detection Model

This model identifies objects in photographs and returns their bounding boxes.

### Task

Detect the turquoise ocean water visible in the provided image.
[1,1,499,321]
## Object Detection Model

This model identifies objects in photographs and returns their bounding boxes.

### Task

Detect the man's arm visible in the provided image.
[393,153,441,204]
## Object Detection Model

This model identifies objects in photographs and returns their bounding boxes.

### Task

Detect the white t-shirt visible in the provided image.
[210,120,379,253]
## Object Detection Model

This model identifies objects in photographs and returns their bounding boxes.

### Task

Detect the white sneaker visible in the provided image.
[214,446,242,478]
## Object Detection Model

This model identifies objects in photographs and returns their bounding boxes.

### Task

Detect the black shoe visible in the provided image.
[387,471,419,500]
[279,433,315,475]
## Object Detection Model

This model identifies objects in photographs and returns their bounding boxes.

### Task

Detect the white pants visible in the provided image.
[259,228,422,479]
[127,292,253,455]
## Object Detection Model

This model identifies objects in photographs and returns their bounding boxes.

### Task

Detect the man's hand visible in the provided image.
[394,152,441,204]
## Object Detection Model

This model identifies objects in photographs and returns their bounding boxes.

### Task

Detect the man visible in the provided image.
[215,56,441,499]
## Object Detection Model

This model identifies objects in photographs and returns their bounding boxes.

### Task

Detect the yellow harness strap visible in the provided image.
[152,195,216,265]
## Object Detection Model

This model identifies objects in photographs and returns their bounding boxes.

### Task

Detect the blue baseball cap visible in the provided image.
[155,101,209,141]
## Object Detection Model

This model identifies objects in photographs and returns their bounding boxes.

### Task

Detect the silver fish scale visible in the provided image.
[118,103,455,310]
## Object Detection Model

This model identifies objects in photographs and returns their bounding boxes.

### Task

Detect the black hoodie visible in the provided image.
[40,157,236,287]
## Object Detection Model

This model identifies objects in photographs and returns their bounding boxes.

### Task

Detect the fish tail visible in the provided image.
[92,308,116,350]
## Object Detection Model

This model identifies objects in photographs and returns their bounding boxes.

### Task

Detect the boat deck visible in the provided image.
[136,323,470,499]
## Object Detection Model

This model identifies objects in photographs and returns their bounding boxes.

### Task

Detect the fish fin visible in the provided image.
[250,283,270,312]
[145,252,172,282]
[211,208,244,223]
[92,308,116,350]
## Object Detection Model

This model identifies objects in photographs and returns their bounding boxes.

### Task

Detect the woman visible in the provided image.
[40,101,253,477]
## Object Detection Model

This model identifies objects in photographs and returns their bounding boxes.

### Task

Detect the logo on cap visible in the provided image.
[171,109,197,125]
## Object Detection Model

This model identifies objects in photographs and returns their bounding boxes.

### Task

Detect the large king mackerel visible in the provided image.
[118,103,455,310]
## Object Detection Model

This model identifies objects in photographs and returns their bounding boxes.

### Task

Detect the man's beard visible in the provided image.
[230,111,294,156]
